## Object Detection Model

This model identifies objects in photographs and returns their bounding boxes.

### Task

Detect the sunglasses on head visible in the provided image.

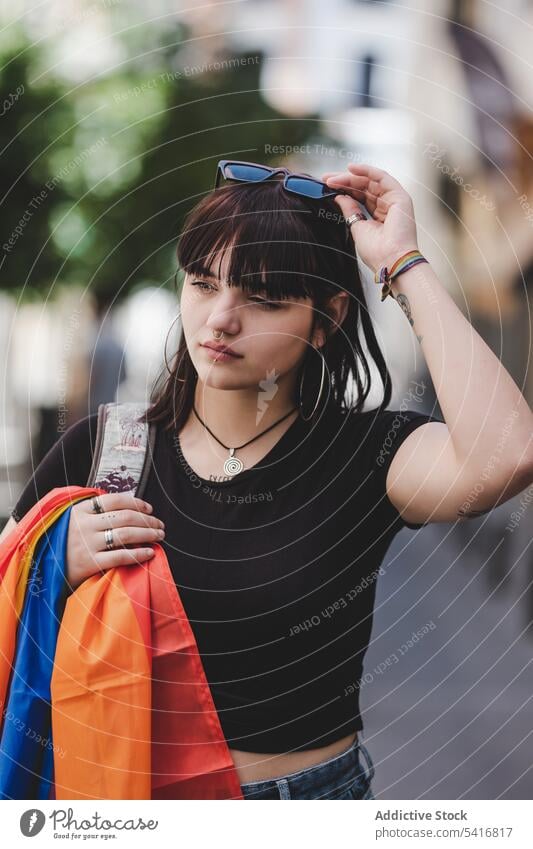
[214,159,354,201]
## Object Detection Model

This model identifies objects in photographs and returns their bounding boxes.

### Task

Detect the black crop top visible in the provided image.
[11,401,443,753]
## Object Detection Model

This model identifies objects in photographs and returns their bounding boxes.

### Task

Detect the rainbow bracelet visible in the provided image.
[374,250,428,302]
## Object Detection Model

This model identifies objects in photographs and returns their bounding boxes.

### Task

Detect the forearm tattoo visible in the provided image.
[394,293,423,344]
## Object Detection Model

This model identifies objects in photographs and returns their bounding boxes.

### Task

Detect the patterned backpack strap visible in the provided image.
[86,401,157,499]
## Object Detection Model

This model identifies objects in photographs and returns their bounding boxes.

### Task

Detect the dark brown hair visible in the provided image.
[142,179,392,432]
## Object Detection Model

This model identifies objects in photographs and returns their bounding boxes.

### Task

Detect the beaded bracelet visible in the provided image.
[374,250,428,301]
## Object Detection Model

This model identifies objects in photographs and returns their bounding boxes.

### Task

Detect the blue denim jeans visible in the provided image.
[239,735,375,799]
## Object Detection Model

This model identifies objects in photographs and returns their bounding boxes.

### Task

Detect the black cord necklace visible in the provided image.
[192,403,299,477]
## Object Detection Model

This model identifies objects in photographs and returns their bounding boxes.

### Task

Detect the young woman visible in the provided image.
[2,161,532,800]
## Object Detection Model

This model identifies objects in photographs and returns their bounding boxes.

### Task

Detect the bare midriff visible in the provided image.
[229,730,358,785]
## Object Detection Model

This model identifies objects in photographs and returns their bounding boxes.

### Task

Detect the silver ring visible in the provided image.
[104,528,114,551]
[346,212,365,226]
[92,495,105,514]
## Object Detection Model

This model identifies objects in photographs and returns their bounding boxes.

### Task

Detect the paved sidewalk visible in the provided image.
[361,500,533,799]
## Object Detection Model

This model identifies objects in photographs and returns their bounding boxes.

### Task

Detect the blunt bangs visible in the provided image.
[176,181,353,301]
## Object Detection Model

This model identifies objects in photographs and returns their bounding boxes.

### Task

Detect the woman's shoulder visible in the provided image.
[62,411,100,442]
[11,412,100,523]
[333,400,442,431]
[320,399,444,465]
[50,412,101,462]
[334,401,445,499]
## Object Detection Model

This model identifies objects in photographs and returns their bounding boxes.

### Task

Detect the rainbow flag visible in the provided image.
[0,486,244,800]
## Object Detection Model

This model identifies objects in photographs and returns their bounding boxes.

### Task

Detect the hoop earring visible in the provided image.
[163,312,182,375]
[298,347,326,421]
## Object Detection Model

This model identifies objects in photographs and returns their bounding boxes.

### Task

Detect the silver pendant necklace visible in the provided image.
[192,403,299,477]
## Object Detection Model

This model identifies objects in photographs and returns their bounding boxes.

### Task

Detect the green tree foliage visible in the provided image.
[0,43,77,299]
[1,24,318,306]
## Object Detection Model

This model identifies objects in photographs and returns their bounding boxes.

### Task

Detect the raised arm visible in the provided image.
[323,163,533,526]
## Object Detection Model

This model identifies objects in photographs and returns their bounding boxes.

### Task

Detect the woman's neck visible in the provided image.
[191,380,299,447]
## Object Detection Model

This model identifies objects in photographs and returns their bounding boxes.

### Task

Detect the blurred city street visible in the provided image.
[366,503,532,799]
